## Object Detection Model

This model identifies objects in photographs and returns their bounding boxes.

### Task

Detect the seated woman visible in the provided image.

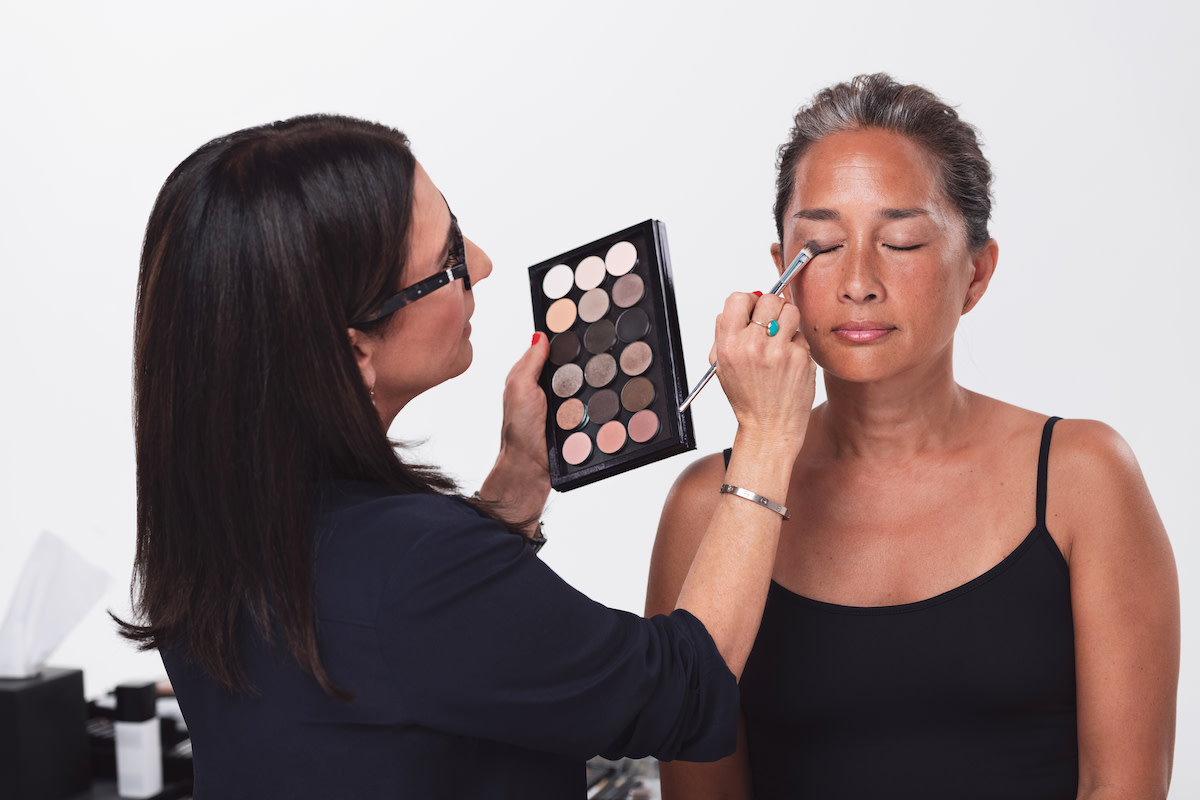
[119,114,818,798]
[646,74,1179,800]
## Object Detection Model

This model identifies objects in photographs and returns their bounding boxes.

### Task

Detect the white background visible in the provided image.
[2,0,1196,791]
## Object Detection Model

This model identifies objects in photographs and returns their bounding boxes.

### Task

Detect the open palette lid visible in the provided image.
[528,219,696,491]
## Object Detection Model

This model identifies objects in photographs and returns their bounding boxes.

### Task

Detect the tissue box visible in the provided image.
[0,667,90,800]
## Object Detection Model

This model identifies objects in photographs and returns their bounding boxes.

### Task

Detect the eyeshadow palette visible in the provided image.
[528,220,695,491]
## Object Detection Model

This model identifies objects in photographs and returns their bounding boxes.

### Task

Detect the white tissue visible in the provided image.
[0,530,111,679]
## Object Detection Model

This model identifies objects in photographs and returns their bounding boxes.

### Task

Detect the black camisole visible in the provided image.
[734,416,1077,799]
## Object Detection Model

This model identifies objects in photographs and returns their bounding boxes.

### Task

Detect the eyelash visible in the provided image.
[883,244,922,252]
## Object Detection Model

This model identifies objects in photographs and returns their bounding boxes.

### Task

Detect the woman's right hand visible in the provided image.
[709,291,816,456]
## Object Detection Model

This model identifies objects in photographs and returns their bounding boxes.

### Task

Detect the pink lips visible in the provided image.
[832,321,894,343]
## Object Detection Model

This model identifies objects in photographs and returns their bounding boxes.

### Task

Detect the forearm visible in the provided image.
[675,427,797,679]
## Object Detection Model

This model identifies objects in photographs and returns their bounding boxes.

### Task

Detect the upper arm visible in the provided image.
[1050,420,1179,796]
[646,453,754,800]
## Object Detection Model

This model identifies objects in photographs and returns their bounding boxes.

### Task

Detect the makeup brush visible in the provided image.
[677,240,821,413]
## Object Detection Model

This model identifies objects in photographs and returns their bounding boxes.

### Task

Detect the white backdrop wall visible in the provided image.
[2,0,1197,792]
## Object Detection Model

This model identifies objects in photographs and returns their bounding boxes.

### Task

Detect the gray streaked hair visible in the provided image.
[774,73,993,251]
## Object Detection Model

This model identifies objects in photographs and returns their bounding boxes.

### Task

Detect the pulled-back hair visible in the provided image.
[120,114,476,698]
[774,73,993,250]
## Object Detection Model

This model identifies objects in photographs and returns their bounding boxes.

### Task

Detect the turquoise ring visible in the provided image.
[750,318,780,337]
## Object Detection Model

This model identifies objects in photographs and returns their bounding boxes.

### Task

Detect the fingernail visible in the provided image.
[531,332,542,346]
[753,291,763,297]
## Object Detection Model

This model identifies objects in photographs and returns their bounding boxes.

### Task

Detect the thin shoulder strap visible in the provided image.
[723,447,732,469]
[1036,416,1063,528]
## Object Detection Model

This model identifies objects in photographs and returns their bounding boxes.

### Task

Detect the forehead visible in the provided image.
[791,128,944,210]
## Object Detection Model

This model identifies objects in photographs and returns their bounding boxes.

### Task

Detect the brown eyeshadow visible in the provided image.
[620,376,656,412]
[549,331,581,365]
[611,273,645,308]
[587,389,620,424]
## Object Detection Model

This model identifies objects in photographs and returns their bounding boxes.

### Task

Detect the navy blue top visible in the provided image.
[163,481,737,799]
[737,417,1078,798]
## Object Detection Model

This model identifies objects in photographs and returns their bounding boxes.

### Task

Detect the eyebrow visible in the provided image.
[793,207,932,221]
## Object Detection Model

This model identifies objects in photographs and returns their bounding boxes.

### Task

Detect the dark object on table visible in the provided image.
[0,667,90,800]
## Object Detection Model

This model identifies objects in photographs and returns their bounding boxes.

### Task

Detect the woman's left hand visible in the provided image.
[478,333,551,533]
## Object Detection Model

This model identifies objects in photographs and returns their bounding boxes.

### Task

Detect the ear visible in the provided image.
[346,327,378,392]
[770,242,785,275]
[961,238,999,316]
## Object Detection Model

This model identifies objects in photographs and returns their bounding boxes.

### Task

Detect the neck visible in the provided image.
[815,358,974,462]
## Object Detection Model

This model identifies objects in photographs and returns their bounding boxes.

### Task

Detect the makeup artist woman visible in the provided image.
[117,114,816,798]
[647,74,1180,799]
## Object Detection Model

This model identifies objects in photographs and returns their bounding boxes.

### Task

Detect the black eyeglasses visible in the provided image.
[354,208,470,326]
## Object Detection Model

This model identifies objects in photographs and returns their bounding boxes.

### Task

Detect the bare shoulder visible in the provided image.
[645,452,729,616]
[1044,417,1166,562]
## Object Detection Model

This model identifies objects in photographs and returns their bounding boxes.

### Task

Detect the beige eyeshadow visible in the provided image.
[619,341,653,376]
[605,240,638,276]
[584,353,617,388]
[545,298,577,333]
[555,397,587,430]
[551,363,583,398]
[575,255,607,290]
[577,288,610,323]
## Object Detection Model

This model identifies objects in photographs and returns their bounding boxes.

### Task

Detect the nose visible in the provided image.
[838,244,884,304]
[464,236,492,286]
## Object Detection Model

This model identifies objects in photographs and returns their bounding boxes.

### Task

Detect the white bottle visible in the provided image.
[114,682,163,798]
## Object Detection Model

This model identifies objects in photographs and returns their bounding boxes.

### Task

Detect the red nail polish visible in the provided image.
[753,291,763,297]
[531,332,541,346]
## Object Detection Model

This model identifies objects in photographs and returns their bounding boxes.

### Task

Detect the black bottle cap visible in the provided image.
[115,681,157,722]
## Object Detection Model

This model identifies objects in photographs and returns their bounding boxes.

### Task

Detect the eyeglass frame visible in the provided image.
[352,207,470,327]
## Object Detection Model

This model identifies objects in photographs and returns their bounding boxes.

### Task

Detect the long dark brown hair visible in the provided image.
[118,114,498,698]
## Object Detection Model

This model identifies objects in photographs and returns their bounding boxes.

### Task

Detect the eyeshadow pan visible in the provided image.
[628,409,660,443]
[546,297,577,333]
[584,353,617,388]
[605,241,638,276]
[619,341,653,376]
[555,397,587,431]
[549,331,581,365]
[542,263,574,299]
[587,389,620,425]
[583,319,617,354]
[596,420,627,454]
[621,376,656,412]
[551,363,583,398]
[612,273,645,308]
[562,431,593,465]
[616,307,650,342]
[577,288,610,323]
[575,255,607,290]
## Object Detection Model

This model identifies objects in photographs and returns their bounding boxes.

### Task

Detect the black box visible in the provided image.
[0,667,90,799]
